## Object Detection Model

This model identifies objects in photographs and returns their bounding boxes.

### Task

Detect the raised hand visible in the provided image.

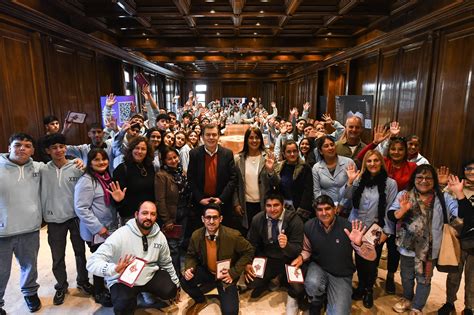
[105,116,118,131]
[271,101,276,108]
[322,113,333,125]
[289,107,297,116]
[344,220,367,246]
[106,93,116,107]
[107,181,127,202]
[346,163,360,186]
[448,174,465,199]
[399,192,412,213]
[115,254,136,274]
[437,166,450,186]
[373,125,390,145]
[265,151,275,172]
[389,121,400,137]
[303,102,310,111]
[279,123,288,134]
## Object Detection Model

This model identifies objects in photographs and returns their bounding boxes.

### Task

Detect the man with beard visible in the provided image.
[86,201,179,314]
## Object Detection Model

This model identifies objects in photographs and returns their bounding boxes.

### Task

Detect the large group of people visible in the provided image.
[0,90,472,315]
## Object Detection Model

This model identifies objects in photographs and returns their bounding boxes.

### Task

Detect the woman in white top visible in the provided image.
[233,127,278,231]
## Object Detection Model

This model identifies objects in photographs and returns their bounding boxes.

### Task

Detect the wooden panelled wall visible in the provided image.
[288,22,474,173]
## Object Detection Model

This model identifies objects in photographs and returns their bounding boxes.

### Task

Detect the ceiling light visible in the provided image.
[327,32,332,35]
[216,32,220,35]
[120,28,127,30]
[142,32,146,36]
[254,32,258,35]
[146,38,149,41]
[214,23,218,26]
[256,22,260,26]
[205,0,215,2]
[259,10,264,14]
[210,10,215,13]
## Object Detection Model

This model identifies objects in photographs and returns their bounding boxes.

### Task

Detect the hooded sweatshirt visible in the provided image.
[86,219,179,289]
[41,160,84,223]
[0,153,42,237]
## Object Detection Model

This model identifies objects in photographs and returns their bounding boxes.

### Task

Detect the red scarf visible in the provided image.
[94,172,112,206]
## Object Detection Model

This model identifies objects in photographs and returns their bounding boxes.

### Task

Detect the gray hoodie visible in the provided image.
[0,153,42,237]
[40,160,84,223]
[86,219,179,289]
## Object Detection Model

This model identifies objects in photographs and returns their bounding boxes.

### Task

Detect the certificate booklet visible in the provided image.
[252,257,267,279]
[92,233,107,246]
[216,259,231,280]
[65,111,87,124]
[285,265,304,283]
[363,222,383,246]
[118,257,147,287]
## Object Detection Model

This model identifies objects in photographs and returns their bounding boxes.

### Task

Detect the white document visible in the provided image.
[118,258,147,287]
[285,265,304,283]
[252,257,267,278]
[216,259,231,279]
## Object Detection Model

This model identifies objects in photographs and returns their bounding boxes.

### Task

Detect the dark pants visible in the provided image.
[110,270,177,315]
[47,217,88,290]
[355,244,383,291]
[387,236,400,273]
[181,265,239,315]
[247,257,305,299]
[87,242,107,295]
[166,206,188,274]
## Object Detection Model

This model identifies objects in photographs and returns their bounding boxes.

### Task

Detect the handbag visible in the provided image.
[437,200,461,273]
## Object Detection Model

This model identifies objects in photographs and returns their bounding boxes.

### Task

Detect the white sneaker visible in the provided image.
[286,296,299,315]
[393,297,412,313]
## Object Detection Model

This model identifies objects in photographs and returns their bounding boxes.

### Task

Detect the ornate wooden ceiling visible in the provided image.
[47,0,422,75]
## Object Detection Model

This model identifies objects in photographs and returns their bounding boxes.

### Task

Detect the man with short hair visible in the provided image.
[41,133,93,305]
[167,112,177,131]
[187,123,237,228]
[245,191,305,314]
[86,201,179,315]
[0,133,43,313]
[37,115,62,162]
[155,113,170,131]
[182,203,254,315]
[336,116,366,160]
[406,135,429,165]
[291,195,376,315]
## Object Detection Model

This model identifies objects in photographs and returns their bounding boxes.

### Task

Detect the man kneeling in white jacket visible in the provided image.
[87,201,179,314]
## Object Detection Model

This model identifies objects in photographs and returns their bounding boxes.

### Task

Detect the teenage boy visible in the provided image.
[41,133,94,305]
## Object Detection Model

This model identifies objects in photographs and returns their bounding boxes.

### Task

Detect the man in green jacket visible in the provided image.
[182,203,254,315]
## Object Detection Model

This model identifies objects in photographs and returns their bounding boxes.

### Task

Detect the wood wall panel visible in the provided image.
[0,23,47,150]
[376,50,399,126]
[427,25,474,171]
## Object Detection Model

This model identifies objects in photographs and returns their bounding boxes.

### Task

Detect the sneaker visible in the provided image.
[77,282,94,296]
[463,309,473,315]
[409,309,423,314]
[24,294,41,313]
[0,307,6,315]
[250,286,267,299]
[363,289,374,309]
[438,302,455,314]
[53,289,67,305]
[393,297,412,313]
[286,296,299,315]
[385,276,396,294]
[94,291,113,307]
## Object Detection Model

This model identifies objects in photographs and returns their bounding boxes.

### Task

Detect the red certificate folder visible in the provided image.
[118,257,147,287]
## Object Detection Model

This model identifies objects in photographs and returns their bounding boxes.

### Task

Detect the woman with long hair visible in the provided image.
[312,135,355,210]
[113,136,155,223]
[388,165,467,314]
[74,148,125,307]
[233,127,278,231]
[357,124,418,294]
[274,140,314,221]
[175,131,192,173]
[155,147,191,273]
[187,130,199,148]
[146,127,162,170]
[298,137,316,167]
[344,150,398,308]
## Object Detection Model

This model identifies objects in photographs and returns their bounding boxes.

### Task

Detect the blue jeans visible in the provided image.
[400,255,435,311]
[0,231,40,307]
[304,262,352,315]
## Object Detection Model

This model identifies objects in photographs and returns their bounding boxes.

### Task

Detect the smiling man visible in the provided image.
[336,116,366,160]
[86,201,179,315]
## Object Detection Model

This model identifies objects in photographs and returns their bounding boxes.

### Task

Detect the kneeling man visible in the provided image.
[87,201,179,314]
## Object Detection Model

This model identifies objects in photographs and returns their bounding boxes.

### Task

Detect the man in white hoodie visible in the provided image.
[86,201,179,314]
[0,133,43,314]
[41,134,93,305]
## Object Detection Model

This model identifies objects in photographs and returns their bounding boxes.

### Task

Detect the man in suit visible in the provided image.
[187,123,237,228]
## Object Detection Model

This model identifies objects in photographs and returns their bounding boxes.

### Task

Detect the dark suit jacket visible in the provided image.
[187,145,237,211]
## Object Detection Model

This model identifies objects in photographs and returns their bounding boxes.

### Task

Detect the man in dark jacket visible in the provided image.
[182,203,254,315]
[245,190,305,314]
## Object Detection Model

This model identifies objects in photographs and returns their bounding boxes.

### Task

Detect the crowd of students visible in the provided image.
[0,90,472,315]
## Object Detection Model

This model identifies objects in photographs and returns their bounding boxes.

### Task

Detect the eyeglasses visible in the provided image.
[415,176,434,182]
[203,215,220,221]
[465,166,474,172]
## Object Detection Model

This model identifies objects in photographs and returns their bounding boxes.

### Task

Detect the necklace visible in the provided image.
[136,163,148,177]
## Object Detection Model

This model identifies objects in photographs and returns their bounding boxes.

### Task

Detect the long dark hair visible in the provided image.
[84,148,110,182]
[353,150,388,227]
[240,127,265,157]
[407,164,447,219]
[123,136,154,168]
[161,146,181,168]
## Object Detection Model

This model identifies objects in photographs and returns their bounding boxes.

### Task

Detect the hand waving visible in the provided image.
[437,166,450,186]
[344,220,367,246]
[346,163,360,186]
[107,181,127,202]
